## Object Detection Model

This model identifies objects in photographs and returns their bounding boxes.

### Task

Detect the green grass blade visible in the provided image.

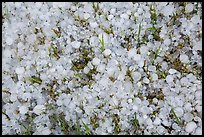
[74,73,83,79]
[171,108,181,126]
[99,34,105,52]
[28,76,42,85]
[82,121,92,135]
[133,112,140,129]
[138,22,142,43]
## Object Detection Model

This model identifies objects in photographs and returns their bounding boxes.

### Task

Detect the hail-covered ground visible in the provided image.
[2,2,202,135]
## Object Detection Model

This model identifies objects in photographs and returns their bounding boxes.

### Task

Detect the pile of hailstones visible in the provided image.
[2,2,202,135]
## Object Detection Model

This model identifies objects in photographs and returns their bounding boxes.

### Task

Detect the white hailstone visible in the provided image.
[161,4,175,16]
[133,105,138,111]
[143,77,150,84]
[138,60,144,68]
[15,2,22,8]
[97,64,105,73]
[132,72,141,82]
[3,49,12,58]
[120,13,129,19]
[169,69,177,74]
[195,127,202,135]
[162,120,171,127]
[151,73,158,81]
[83,66,90,74]
[152,98,158,104]
[83,13,90,19]
[22,93,32,101]
[52,2,61,8]
[184,113,194,122]
[15,67,25,75]
[135,97,142,105]
[41,127,51,135]
[112,96,118,105]
[108,14,114,20]
[110,8,116,14]
[56,99,63,106]
[128,48,136,59]
[180,77,189,86]
[191,15,201,25]
[148,65,156,72]
[40,73,48,81]
[185,122,197,133]
[164,38,171,46]
[174,107,184,117]
[133,54,141,61]
[90,22,98,28]
[106,68,115,76]
[10,94,17,102]
[72,41,81,49]
[19,106,28,114]
[27,34,36,44]
[92,57,100,66]
[154,117,161,125]
[185,3,194,13]
[33,105,46,115]
[193,116,201,122]
[140,46,148,54]
[146,118,153,126]
[193,40,202,51]
[195,105,202,112]
[143,115,148,119]
[87,62,94,69]
[34,126,51,135]
[179,54,189,64]
[184,103,192,112]
[157,126,166,134]
[166,75,174,84]
[127,98,132,104]
[161,62,168,70]
[144,130,151,135]
[6,37,13,45]
[103,49,111,56]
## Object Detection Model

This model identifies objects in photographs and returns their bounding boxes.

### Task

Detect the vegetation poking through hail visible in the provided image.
[28,76,42,85]
[82,121,92,135]
[112,114,121,134]
[170,108,182,126]
[2,2,202,135]
[99,34,105,52]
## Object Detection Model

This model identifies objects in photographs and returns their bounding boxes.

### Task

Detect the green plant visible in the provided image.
[48,44,60,60]
[133,112,140,129]
[99,34,105,52]
[150,5,157,24]
[28,76,42,85]
[82,121,92,135]
[90,114,99,129]
[138,22,142,44]
[75,119,83,135]
[58,113,70,135]
[171,108,182,126]
[112,114,121,134]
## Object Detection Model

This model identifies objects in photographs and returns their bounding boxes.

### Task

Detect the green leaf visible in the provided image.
[133,112,140,129]
[154,47,161,59]
[28,76,42,85]
[99,34,105,52]
[82,121,92,135]
[171,108,181,126]
[138,22,142,43]
[76,119,83,135]
[74,73,83,79]
[147,26,157,31]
